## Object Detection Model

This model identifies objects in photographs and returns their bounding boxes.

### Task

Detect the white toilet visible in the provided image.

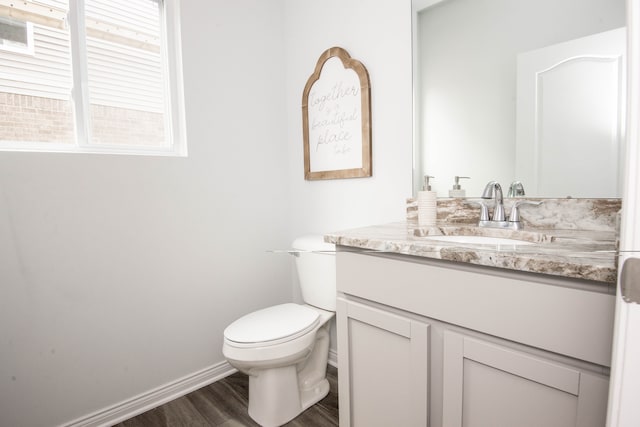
[222,235,336,427]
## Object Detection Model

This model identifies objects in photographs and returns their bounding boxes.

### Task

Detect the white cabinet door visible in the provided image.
[337,297,430,427]
[442,331,609,427]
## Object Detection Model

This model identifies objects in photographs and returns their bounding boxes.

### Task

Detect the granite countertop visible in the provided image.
[325,221,619,284]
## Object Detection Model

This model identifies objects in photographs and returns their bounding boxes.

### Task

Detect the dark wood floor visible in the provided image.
[114,365,338,427]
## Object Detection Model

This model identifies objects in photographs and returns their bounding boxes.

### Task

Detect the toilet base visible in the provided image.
[300,377,330,411]
[224,309,334,427]
[247,366,329,427]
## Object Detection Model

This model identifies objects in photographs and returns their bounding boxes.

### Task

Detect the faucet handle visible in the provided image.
[467,200,491,221]
[509,200,542,222]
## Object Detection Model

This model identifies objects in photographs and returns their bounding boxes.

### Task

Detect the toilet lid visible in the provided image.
[224,303,320,345]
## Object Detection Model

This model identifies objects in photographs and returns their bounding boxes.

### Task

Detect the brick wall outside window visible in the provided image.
[91,104,165,146]
[0,92,75,143]
[0,92,165,146]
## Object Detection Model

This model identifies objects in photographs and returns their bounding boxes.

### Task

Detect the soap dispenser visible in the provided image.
[449,176,470,198]
[418,175,437,227]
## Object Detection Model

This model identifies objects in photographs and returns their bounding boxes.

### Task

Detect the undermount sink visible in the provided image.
[414,225,554,246]
[422,235,534,246]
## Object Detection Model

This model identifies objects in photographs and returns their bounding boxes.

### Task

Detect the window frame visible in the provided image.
[0,0,188,157]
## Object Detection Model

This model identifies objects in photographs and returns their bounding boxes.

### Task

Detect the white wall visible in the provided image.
[0,1,292,426]
[284,0,414,239]
[283,0,414,358]
[0,1,414,425]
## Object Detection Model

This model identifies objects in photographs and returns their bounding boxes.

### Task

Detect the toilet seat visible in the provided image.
[224,303,320,348]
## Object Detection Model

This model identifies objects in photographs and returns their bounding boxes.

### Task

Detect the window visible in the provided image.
[0,17,34,54]
[0,0,187,156]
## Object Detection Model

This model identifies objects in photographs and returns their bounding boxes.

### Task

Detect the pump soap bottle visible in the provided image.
[418,175,437,227]
[449,176,470,198]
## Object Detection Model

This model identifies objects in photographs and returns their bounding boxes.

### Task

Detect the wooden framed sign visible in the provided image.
[302,47,371,180]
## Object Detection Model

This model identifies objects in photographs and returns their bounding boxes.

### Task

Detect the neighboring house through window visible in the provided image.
[0,0,186,156]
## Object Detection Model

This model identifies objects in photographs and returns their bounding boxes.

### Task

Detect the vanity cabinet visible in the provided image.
[336,251,615,427]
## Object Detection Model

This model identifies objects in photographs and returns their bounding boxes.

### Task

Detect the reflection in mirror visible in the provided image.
[412,0,626,198]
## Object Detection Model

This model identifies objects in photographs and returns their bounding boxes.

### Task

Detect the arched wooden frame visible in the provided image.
[302,47,372,180]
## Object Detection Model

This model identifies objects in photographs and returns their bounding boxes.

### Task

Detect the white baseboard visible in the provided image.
[63,350,339,427]
[62,361,236,427]
[328,348,338,368]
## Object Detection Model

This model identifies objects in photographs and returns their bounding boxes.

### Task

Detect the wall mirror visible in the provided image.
[412,0,627,198]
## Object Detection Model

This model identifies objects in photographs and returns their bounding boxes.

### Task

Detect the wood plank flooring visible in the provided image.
[114,365,338,427]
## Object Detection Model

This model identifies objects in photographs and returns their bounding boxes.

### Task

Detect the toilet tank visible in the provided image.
[292,235,336,311]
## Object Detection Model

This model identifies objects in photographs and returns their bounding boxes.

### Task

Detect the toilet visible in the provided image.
[222,235,336,427]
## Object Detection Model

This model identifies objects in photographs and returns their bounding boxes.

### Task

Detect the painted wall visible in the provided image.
[283,0,414,356]
[0,1,293,426]
[284,0,413,239]
[0,0,414,425]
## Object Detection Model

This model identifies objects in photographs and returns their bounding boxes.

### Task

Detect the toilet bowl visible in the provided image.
[222,236,336,427]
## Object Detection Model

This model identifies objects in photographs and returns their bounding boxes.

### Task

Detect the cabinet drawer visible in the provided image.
[337,251,615,366]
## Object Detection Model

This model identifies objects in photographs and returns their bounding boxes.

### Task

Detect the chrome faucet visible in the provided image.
[508,181,525,197]
[478,180,540,230]
[481,181,506,222]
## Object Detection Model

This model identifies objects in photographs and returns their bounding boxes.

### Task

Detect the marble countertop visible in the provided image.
[325,222,619,284]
